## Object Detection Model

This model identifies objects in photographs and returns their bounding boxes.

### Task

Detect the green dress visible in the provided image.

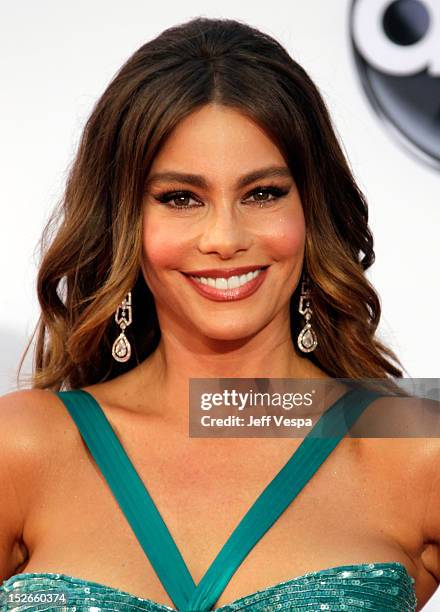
[0,386,417,611]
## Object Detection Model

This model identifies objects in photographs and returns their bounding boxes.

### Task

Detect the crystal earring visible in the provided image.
[297,275,318,353]
[111,291,132,363]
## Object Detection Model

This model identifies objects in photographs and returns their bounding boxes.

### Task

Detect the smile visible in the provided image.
[182,267,269,302]
[191,268,263,289]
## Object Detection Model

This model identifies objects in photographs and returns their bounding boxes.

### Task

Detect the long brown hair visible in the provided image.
[17,16,407,391]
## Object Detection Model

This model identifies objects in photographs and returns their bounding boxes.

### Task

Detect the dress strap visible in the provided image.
[186,386,381,611]
[56,389,196,611]
[56,386,381,611]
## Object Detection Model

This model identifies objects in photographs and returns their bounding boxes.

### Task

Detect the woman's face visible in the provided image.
[141,103,305,342]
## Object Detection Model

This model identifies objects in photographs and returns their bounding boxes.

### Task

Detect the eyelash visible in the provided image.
[153,185,290,211]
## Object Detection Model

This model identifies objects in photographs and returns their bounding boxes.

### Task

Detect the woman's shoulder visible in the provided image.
[0,388,74,452]
[0,388,59,459]
[358,392,440,439]
[359,393,440,582]
[353,393,440,515]
[0,388,83,504]
[0,389,67,581]
[366,392,440,456]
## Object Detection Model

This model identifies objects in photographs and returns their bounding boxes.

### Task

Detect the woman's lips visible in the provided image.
[182,267,269,302]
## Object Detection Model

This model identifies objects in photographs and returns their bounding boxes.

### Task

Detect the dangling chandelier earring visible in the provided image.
[112,291,132,362]
[297,274,318,353]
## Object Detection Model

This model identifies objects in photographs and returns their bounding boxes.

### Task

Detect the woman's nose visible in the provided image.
[197,204,252,258]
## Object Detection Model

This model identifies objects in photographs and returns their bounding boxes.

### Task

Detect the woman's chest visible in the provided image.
[18,436,424,609]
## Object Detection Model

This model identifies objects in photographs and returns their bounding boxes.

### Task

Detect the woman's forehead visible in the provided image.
[147,104,288,184]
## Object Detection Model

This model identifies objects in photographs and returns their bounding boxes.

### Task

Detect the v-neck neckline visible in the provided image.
[57,385,380,611]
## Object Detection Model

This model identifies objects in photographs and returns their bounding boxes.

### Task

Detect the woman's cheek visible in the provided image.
[263,210,306,260]
[141,220,189,279]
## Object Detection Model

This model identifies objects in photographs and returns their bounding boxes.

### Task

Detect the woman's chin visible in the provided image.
[193,322,263,344]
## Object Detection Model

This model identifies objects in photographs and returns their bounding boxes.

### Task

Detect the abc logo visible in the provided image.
[350,0,440,168]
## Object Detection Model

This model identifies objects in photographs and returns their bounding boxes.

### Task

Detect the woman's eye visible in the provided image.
[244,186,289,204]
[154,185,289,211]
[154,191,202,210]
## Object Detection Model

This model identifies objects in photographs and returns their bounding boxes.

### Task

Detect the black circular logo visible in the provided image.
[350,0,440,170]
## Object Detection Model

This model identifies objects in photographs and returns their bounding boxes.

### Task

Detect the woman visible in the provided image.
[0,16,438,612]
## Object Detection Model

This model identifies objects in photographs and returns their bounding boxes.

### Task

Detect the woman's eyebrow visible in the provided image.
[145,165,292,189]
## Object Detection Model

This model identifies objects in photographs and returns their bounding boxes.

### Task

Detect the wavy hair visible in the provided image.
[17,16,407,391]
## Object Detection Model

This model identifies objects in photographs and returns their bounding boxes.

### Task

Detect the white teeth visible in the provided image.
[190,268,264,290]
[216,278,229,290]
